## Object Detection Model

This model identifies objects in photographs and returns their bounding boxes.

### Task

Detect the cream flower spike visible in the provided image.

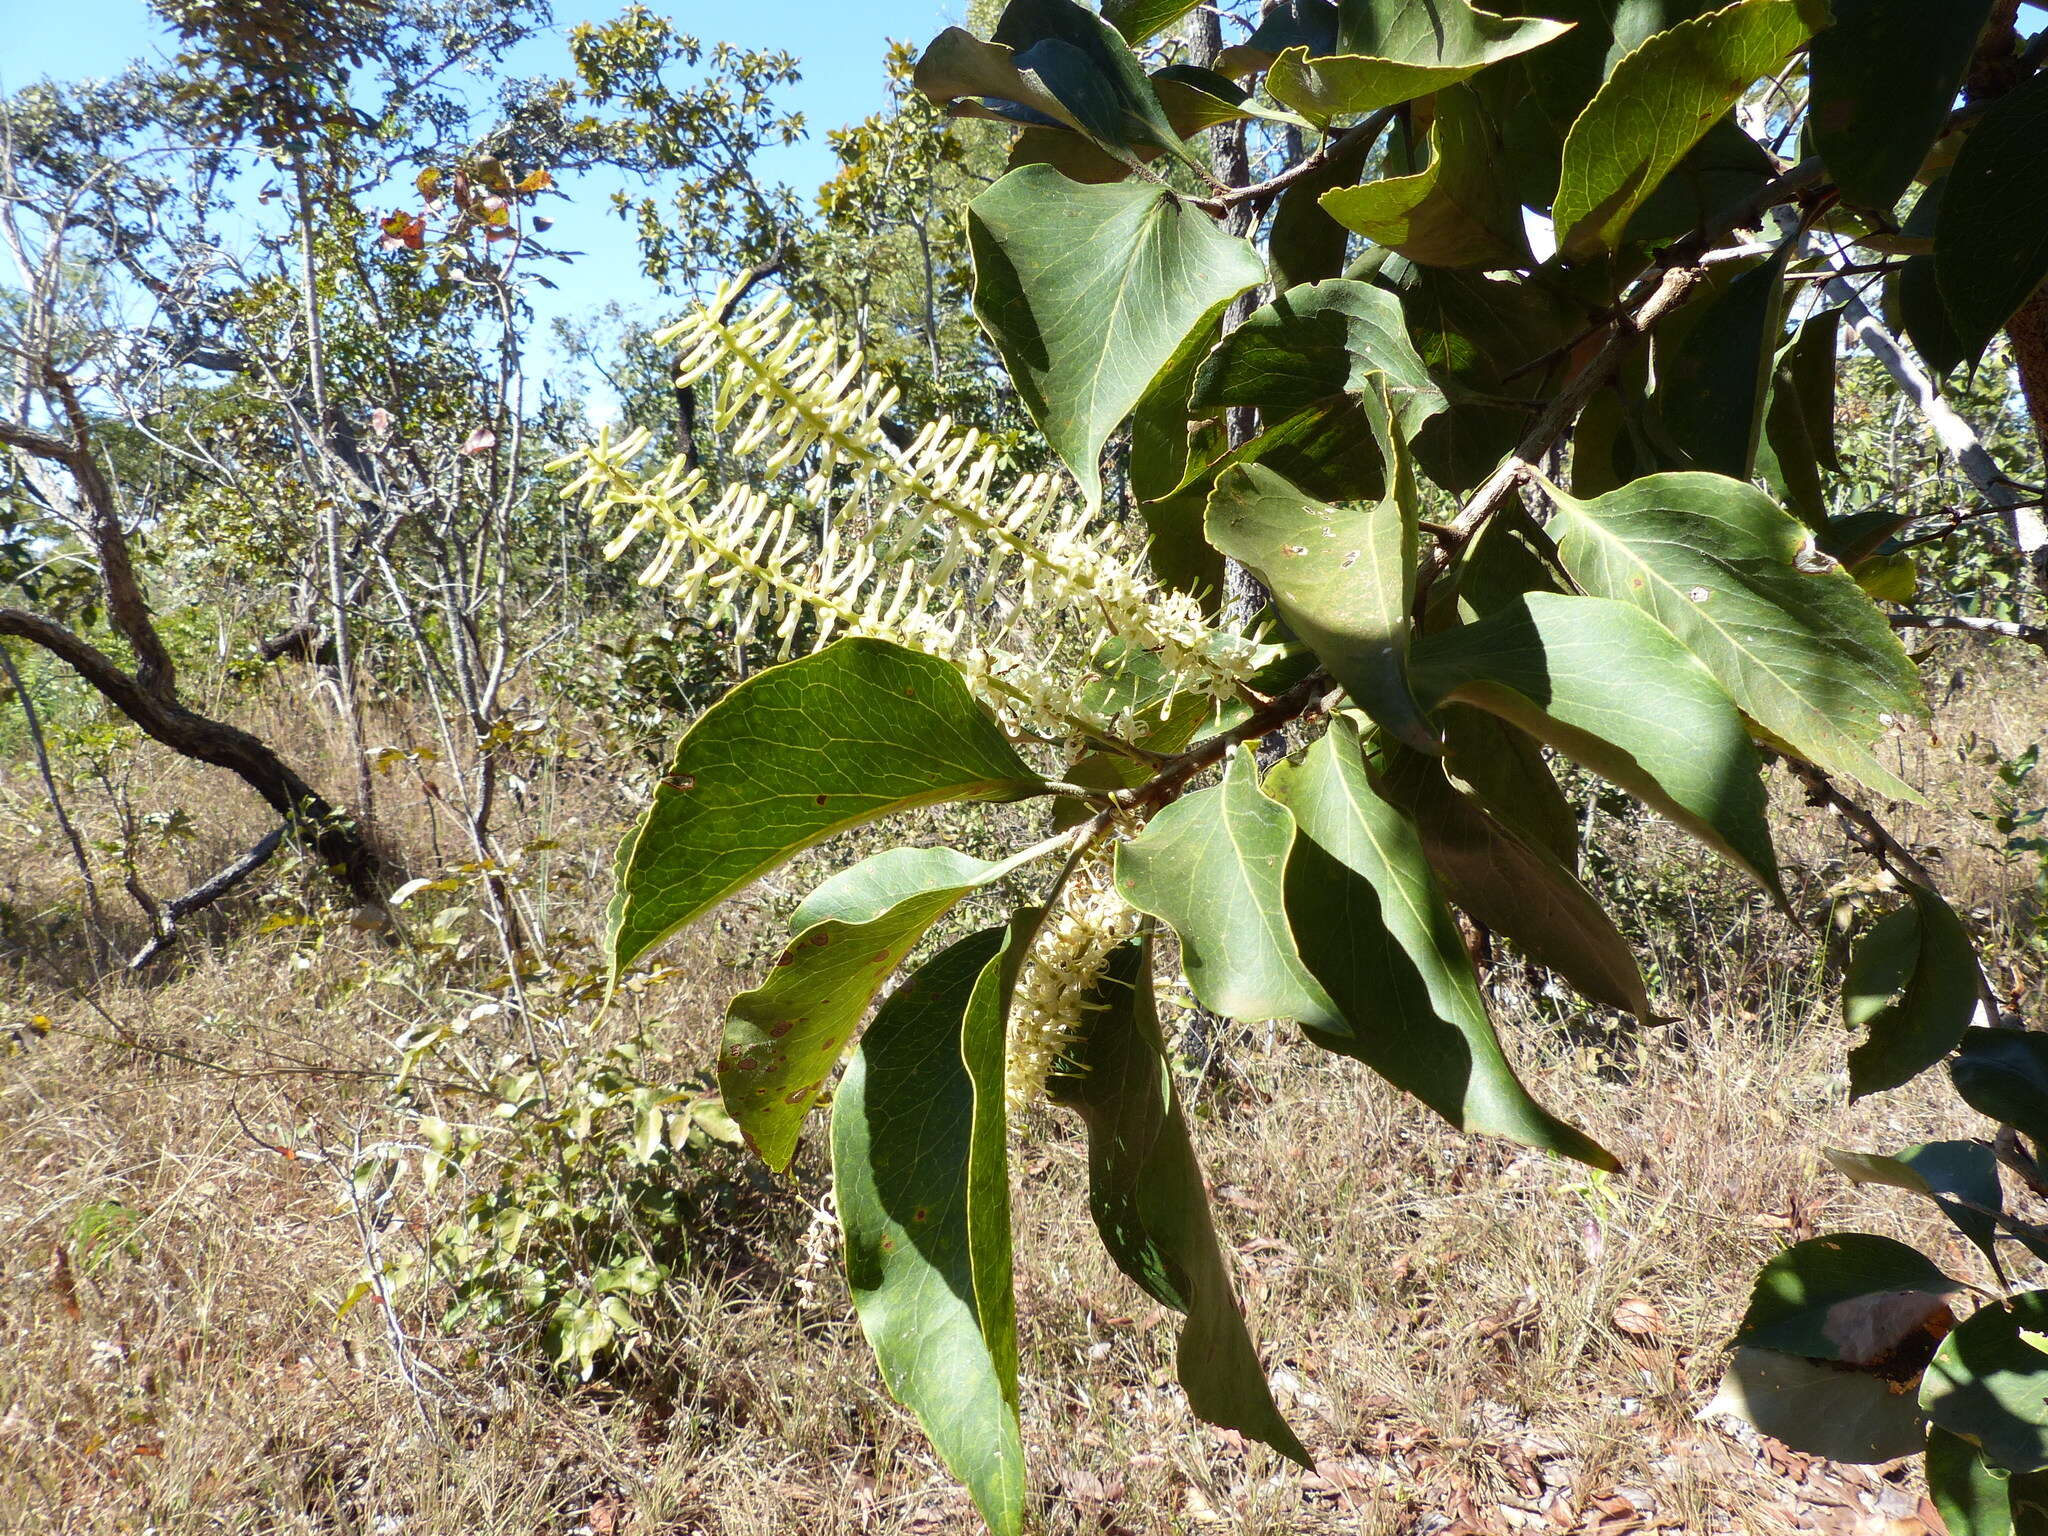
[1006,858,1139,1111]
[557,284,1271,737]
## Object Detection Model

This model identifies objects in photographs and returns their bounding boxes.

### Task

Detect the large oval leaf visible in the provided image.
[1374,744,1651,1017]
[1826,1141,2009,1281]
[1926,1423,2048,1536]
[969,166,1266,510]
[1843,881,1982,1100]
[1267,718,1614,1167]
[1263,0,1572,124]
[1408,593,1782,895]
[1049,936,1311,1464]
[1706,1346,1930,1464]
[1924,1291,2048,1476]
[1807,0,1996,212]
[834,924,1025,1535]
[1951,1028,2048,1148]
[1318,85,1531,270]
[1547,471,1925,801]
[1114,746,1336,1026]
[1206,441,1438,753]
[1552,0,1824,259]
[1935,70,2048,364]
[609,638,1045,972]
[724,845,1048,1171]
[1645,244,1790,480]
[1736,1232,1967,1364]
[1188,277,1449,484]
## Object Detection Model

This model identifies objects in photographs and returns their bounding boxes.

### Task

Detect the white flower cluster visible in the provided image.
[550,279,1268,738]
[1006,858,1140,1111]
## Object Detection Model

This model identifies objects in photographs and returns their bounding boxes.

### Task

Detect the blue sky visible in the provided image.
[4,1,972,362]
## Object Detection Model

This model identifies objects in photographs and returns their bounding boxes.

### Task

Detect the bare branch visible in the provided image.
[0,606,388,899]
[128,825,286,970]
[1891,610,2048,653]
[1796,218,2048,574]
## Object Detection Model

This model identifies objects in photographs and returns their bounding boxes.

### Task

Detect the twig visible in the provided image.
[1785,758,2002,1016]
[1421,263,1711,592]
[1190,108,1396,218]
[1784,758,1940,889]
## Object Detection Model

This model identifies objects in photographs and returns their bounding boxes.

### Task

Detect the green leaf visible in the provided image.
[1101,0,1204,44]
[999,0,1200,167]
[1263,1,1573,125]
[1049,936,1312,1464]
[1267,718,1615,1166]
[1006,63,1307,185]
[1706,1346,1931,1463]
[1270,117,1384,287]
[1552,0,1824,259]
[1408,592,1783,895]
[1206,443,1439,754]
[1129,309,1227,508]
[1737,1232,1966,1364]
[1925,1292,2048,1475]
[1844,883,1982,1100]
[1114,746,1336,1026]
[610,638,1045,972]
[1189,278,1449,474]
[1318,85,1531,269]
[1895,175,1977,380]
[1936,71,2048,364]
[1807,0,1995,212]
[969,166,1266,511]
[1616,113,1776,247]
[1853,552,1919,603]
[1646,243,1790,479]
[1927,1424,2048,1536]
[834,925,1025,1535]
[915,27,1132,156]
[724,845,1044,1171]
[1547,471,1926,801]
[1374,745,1650,1016]
[1568,358,1662,498]
[1437,703,1581,866]
[1151,65,1312,132]
[1826,1141,2008,1281]
[1952,1028,2048,1149]
[1758,306,1844,527]
[1444,501,1572,623]
[1472,0,1715,209]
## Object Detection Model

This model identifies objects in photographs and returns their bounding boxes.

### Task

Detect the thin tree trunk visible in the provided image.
[1,640,108,967]
[294,156,378,839]
[1187,6,1271,635]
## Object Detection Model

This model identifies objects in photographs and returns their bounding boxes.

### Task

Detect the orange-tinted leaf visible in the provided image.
[378,211,425,251]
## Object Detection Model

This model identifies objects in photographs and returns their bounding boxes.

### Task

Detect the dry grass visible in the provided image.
[2,637,2046,1535]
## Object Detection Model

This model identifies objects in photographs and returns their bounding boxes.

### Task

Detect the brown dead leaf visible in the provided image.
[1612,1298,1668,1339]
